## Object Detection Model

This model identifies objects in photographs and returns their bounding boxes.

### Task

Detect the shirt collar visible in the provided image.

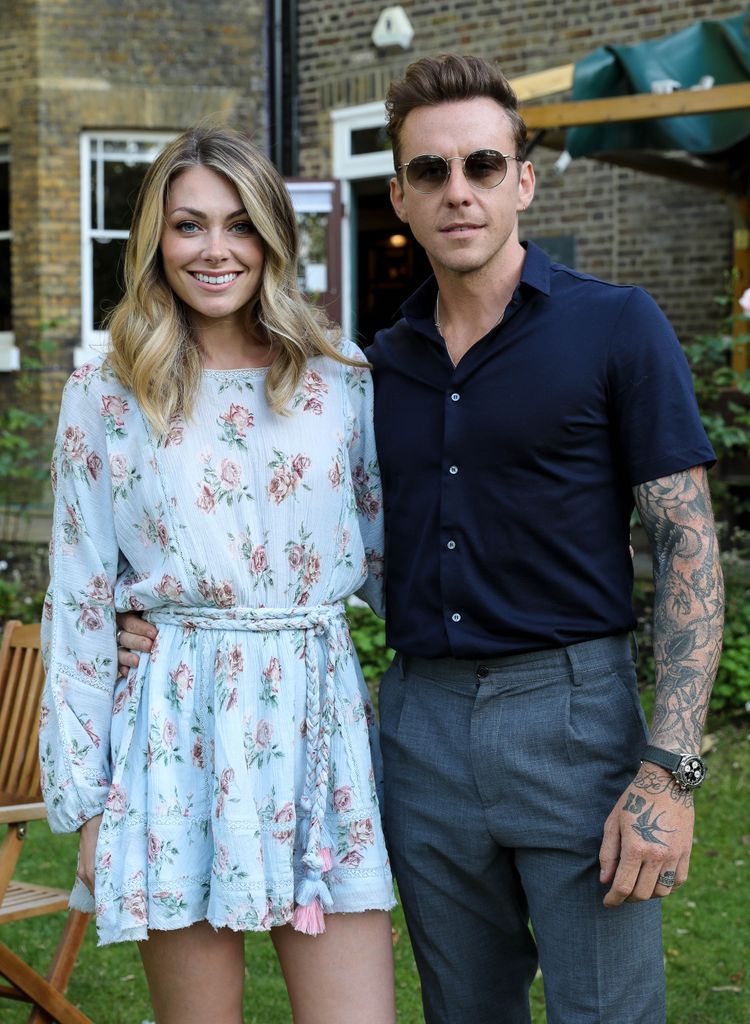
[399,239,552,328]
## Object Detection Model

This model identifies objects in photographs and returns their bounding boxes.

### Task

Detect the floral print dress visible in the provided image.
[39,340,395,945]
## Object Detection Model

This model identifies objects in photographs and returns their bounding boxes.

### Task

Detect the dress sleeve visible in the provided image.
[341,341,386,619]
[39,365,120,833]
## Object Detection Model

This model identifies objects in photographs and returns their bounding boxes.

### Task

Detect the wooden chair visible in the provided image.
[0,620,92,1024]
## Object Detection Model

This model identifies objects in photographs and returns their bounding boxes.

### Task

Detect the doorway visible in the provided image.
[351,178,432,346]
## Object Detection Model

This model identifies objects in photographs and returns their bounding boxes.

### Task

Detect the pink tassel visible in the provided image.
[321,846,334,872]
[292,897,326,935]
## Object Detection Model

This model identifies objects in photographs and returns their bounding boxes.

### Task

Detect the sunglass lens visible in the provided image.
[464,150,508,188]
[407,156,448,193]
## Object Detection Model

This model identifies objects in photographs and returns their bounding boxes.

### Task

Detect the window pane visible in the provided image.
[351,126,390,156]
[527,235,576,268]
[296,212,328,297]
[103,139,163,158]
[0,238,11,331]
[90,158,98,231]
[103,160,151,231]
[0,160,8,233]
[92,237,127,330]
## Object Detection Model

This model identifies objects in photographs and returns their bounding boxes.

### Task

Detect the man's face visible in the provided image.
[390,97,535,280]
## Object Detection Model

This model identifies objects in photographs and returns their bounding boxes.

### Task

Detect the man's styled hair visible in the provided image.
[385,54,528,173]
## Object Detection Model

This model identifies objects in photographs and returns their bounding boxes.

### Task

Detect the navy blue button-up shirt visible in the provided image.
[367,242,715,659]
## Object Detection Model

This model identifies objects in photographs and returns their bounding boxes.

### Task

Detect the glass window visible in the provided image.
[80,134,173,351]
[286,181,342,326]
[350,125,391,156]
[296,212,329,298]
[526,234,576,268]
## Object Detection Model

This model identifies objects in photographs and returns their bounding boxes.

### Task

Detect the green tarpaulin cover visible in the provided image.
[565,13,750,158]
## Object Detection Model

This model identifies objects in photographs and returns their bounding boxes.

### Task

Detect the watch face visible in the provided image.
[678,755,706,788]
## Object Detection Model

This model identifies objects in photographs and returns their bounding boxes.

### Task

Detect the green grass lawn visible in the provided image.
[2,717,747,1023]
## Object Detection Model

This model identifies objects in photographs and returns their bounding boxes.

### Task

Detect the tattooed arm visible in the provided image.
[600,466,724,906]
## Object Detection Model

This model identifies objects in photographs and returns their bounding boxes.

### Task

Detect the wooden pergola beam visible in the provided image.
[521,81,750,129]
[520,78,750,371]
[510,63,574,101]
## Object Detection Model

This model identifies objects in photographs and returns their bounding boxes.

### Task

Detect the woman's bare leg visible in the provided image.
[138,921,245,1024]
[271,910,396,1024]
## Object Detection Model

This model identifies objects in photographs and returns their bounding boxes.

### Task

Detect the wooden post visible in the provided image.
[729,197,750,374]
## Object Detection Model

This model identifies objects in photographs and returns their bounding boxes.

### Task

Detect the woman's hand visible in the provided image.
[77,814,103,895]
[116,611,158,676]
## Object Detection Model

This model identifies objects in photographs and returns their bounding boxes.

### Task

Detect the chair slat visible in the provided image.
[16,651,45,797]
[0,881,70,923]
[0,655,21,791]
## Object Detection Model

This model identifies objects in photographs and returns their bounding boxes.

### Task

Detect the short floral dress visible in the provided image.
[39,340,395,945]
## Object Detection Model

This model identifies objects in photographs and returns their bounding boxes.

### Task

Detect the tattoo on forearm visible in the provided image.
[632,765,695,808]
[622,795,677,846]
[634,467,724,753]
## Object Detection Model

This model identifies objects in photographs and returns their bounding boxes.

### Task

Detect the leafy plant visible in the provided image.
[711,542,750,713]
[0,334,55,528]
[0,551,48,627]
[346,602,393,684]
[682,290,750,461]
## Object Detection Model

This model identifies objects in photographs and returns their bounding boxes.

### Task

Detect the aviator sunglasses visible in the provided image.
[397,149,524,194]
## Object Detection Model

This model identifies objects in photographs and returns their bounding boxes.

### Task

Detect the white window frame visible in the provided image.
[287,180,339,306]
[0,139,18,371]
[331,103,394,338]
[78,132,174,367]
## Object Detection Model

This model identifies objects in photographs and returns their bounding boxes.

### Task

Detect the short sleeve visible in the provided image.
[607,288,716,486]
[340,340,386,618]
[39,363,120,833]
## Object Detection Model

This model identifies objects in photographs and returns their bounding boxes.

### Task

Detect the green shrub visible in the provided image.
[682,293,750,462]
[0,563,46,626]
[711,545,750,713]
[0,339,53,516]
[346,602,393,684]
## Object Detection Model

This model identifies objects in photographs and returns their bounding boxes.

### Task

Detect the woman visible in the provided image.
[40,123,396,1024]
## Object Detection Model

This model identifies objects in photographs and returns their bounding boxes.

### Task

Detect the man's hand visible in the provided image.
[599,763,694,906]
[77,813,103,895]
[116,611,157,675]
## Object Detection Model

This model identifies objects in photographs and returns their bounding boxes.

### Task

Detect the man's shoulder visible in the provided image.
[546,262,666,326]
[548,260,636,298]
[366,316,415,365]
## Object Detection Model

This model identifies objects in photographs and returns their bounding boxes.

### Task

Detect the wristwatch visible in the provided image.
[641,744,707,790]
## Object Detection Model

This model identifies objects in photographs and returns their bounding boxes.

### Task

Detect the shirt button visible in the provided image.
[447,540,456,550]
[476,665,490,679]
[451,612,461,622]
[451,393,460,402]
[449,465,458,475]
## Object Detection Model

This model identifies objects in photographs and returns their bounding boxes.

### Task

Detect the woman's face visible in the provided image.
[159,164,265,332]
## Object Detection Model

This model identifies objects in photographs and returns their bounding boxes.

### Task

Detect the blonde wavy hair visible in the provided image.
[107,122,355,434]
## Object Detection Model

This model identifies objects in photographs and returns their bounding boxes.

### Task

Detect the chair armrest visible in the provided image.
[0,796,49,826]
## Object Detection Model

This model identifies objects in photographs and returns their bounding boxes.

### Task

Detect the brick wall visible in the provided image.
[1,0,266,409]
[0,1,268,528]
[296,0,746,340]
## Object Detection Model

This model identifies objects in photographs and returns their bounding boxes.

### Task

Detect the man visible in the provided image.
[367,54,722,1024]
[118,54,723,1024]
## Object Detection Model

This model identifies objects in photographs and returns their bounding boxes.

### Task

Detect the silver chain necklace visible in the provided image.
[434,291,504,339]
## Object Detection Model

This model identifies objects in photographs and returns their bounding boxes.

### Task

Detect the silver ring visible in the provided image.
[116,628,123,642]
[658,871,676,888]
